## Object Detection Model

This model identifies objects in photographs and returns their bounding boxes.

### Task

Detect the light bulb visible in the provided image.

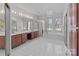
[0,10,4,14]
[12,10,14,13]
[14,11,16,14]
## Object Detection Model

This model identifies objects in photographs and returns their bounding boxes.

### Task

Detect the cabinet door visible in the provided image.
[16,34,22,46]
[35,31,37,38]
[0,36,5,48]
[12,34,22,48]
[22,33,27,43]
[31,32,35,39]
[12,35,17,48]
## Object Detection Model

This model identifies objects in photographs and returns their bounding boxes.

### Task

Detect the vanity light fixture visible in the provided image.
[25,15,33,19]
[12,10,14,13]
[20,13,22,16]
[14,11,16,14]
[22,13,25,17]
[18,12,22,16]
[18,12,21,16]
[11,17,16,21]
[0,10,4,14]
[12,10,17,15]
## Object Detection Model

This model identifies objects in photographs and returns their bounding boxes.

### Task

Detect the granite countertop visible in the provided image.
[0,30,38,36]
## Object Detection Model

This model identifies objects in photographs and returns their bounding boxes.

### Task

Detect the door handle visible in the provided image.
[71,26,79,32]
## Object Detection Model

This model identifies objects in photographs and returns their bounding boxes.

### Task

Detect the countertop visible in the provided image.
[0,30,38,36]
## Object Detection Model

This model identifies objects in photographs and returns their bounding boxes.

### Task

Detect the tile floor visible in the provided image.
[0,33,70,56]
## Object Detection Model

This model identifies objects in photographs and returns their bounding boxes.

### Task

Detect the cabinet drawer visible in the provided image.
[12,34,22,48]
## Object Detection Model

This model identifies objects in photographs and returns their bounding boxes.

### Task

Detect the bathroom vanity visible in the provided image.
[0,31,39,49]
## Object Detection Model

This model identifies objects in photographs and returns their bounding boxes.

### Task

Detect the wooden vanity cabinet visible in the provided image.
[0,31,39,49]
[16,34,22,46]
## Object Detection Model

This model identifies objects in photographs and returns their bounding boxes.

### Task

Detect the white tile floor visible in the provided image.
[0,49,5,56]
[0,33,69,56]
[11,33,67,56]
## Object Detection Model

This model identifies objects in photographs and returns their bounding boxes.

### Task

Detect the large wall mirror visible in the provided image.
[23,19,28,31]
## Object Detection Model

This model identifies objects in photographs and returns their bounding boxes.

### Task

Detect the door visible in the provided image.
[77,3,79,56]
[67,3,77,56]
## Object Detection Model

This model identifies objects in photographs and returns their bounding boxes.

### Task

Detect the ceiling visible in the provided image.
[10,3,69,18]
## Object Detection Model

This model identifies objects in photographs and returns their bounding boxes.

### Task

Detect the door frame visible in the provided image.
[4,3,11,56]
